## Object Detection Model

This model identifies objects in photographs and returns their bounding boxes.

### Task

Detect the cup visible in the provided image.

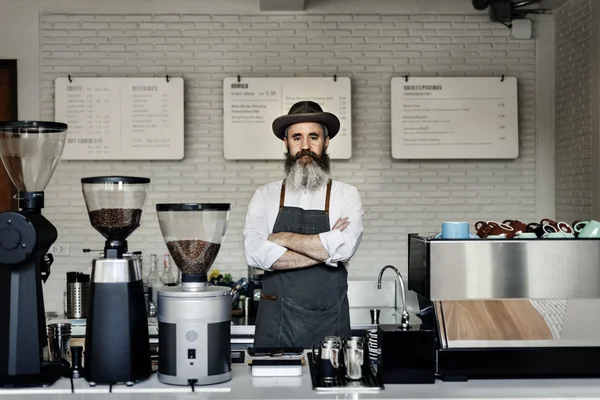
[527,222,556,238]
[47,323,71,363]
[344,337,364,380]
[475,221,493,238]
[440,222,470,239]
[557,221,574,234]
[574,220,600,238]
[486,221,514,237]
[366,329,379,372]
[370,308,380,324]
[503,219,528,235]
[314,336,344,380]
[541,218,559,230]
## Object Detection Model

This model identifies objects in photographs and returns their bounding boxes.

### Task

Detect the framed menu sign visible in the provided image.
[55,77,184,160]
[391,77,519,159]
[223,77,352,160]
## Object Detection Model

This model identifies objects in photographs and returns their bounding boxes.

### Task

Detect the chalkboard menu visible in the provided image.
[223,77,352,160]
[391,77,519,159]
[55,77,184,160]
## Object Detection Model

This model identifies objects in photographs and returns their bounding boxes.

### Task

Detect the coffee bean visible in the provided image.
[89,208,142,239]
[166,240,221,275]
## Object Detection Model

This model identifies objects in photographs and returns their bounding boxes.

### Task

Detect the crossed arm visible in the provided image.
[268,217,350,270]
[243,185,364,272]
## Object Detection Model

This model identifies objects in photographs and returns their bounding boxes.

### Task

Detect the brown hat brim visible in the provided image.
[272,112,340,141]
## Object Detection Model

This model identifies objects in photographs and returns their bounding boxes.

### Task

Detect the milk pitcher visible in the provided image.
[312,336,343,380]
[344,337,365,380]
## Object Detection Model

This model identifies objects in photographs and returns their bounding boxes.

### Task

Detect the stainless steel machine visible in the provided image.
[407,233,600,380]
[156,203,232,386]
[82,176,152,386]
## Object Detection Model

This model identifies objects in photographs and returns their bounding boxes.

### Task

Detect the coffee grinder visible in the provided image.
[155,203,232,386]
[0,121,68,387]
[82,176,152,386]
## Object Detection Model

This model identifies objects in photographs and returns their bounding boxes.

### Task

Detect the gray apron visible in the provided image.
[253,179,351,348]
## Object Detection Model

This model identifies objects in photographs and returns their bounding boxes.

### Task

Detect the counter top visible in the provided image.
[2,354,600,399]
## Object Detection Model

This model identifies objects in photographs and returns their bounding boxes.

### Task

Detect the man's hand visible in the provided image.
[333,217,350,231]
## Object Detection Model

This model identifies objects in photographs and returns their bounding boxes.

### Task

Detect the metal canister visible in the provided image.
[66,272,90,319]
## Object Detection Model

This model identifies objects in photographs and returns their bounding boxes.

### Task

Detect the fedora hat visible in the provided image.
[272,101,340,141]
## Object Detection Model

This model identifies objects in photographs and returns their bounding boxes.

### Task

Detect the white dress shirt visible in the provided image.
[243,180,364,270]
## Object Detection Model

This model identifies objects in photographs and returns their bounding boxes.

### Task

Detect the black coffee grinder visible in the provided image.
[82,176,152,386]
[0,121,69,387]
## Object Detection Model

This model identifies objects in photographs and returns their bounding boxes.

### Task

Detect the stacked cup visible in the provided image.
[366,329,379,372]
[46,322,72,363]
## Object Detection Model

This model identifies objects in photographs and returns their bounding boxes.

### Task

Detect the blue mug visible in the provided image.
[436,222,477,239]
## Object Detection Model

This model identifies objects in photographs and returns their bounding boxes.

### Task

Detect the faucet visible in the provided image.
[377,265,410,329]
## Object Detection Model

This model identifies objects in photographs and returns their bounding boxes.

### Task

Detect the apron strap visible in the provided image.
[324,179,332,215]
[279,180,286,210]
[280,179,333,213]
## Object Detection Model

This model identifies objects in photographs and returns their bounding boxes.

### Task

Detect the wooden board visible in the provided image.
[439,300,553,341]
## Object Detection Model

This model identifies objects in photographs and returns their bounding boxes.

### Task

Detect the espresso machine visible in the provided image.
[82,176,152,386]
[0,121,69,387]
[155,203,232,386]
[406,233,600,381]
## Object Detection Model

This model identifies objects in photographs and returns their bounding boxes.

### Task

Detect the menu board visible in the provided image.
[223,77,352,160]
[55,77,184,160]
[391,77,519,159]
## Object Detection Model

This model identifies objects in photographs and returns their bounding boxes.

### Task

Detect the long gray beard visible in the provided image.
[285,161,331,191]
[284,149,331,191]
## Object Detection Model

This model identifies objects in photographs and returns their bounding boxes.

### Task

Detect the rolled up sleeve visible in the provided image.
[243,188,286,270]
[319,186,364,267]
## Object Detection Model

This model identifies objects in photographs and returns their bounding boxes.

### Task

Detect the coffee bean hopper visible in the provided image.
[81,176,152,386]
[155,203,232,386]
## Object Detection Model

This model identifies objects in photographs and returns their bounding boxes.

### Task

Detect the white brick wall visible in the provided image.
[555,0,593,222]
[39,12,538,312]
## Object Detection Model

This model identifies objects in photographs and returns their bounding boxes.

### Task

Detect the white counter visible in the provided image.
[2,355,600,399]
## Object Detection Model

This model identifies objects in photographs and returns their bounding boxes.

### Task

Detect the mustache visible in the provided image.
[294,149,319,160]
[284,147,331,180]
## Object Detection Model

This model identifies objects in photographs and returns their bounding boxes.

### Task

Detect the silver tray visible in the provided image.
[307,353,384,392]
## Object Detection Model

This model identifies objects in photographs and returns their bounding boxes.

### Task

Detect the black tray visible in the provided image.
[307,352,384,391]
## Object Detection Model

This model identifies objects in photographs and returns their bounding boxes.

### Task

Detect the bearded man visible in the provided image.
[243,100,364,348]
